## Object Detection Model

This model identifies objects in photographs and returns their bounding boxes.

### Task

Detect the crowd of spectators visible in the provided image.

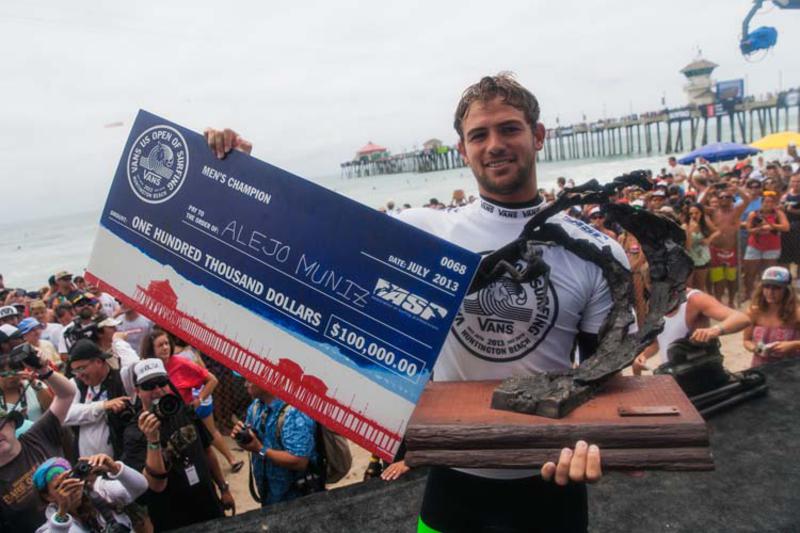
[1,148,798,531]
[0,273,326,532]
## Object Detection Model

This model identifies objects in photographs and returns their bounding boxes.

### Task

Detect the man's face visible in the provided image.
[22,328,41,345]
[790,176,800,190]
[137,378,172,409]
[74,301,93,321]
[457,97,544,203]
[57,276,72,292]
[31,306,47,323]
[0,417,18,456]
[98,326,115,344]
[650,196,665,210]
[0,360,21,389]
[245,380,271,401]
[747,181,762,197]
[70,358,107,387]
[0,314,17,326]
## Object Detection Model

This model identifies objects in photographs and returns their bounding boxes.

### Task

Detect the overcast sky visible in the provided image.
[1,0,798,223]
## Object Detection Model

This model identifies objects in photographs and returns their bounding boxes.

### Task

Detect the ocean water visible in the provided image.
[0,150,780,291]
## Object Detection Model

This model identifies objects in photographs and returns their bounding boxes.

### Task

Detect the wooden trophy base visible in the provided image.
[404,375,713,471]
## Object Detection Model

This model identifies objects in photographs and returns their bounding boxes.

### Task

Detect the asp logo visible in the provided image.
[373,279,447,321]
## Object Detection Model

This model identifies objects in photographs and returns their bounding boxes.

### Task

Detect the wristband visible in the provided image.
[147,441,161,450]
[37,368,54,381]
[713,325,724,336]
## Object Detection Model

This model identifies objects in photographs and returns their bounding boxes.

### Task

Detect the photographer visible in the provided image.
[33,453,147,532]
[120,359,232,532]
[231,380,317,506]
[64,340,134,458]
[58,294,98,359]
[0,344,77,532]
[1,349,53,435]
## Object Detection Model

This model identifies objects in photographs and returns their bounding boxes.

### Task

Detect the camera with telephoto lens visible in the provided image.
[68,460,93,480]
[149,393,181,421]
[6,343,44,371]
[234,424,254,446]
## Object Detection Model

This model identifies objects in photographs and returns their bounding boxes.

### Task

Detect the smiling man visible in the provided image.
[203,75,624,532]
[395,73,628,533]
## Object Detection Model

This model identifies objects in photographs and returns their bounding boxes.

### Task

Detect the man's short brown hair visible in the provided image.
[453,72,540,141]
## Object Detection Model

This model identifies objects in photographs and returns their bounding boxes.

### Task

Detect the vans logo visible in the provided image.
[373,279,447,321]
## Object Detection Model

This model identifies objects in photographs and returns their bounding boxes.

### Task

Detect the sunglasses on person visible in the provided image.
[719,194,733,200]
[139,377,170,391]
[747,183,762,189]
[590,213,604,219]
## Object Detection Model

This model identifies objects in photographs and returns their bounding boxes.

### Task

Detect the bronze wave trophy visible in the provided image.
[405,172,715,471]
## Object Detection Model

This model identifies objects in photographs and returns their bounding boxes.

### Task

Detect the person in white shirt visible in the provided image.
[63,339,134,458]
[113,308,153,357]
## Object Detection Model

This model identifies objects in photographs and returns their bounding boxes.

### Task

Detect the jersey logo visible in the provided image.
[452,260,558,363]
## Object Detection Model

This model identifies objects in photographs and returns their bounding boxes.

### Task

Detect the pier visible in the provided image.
[541,90,800,162]
[340,56,800,177]
[340,143,467,179]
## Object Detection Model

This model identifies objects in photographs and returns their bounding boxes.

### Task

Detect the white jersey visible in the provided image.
[397,198,629,479]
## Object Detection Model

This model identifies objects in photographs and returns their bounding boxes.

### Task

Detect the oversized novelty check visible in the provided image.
[86,110,479,460]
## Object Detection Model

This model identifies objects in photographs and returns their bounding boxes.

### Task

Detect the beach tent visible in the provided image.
[677,142,760,165]
[750,131,800,151]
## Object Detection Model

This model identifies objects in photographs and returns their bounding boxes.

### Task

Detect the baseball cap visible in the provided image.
[0,324,21,340]
[589,206,602,216]
[95,316,122,329]
[0,306,19,320]
[651,190,666,197]
[68,339,111,363]
[55,271,73,280]
[17,318,44,336]
[71,292,96,306]
[0,408,24,431]
[133,358,169,386]
[761,266,791,286]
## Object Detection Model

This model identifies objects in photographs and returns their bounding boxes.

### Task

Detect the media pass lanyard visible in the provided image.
[182,456,200,486]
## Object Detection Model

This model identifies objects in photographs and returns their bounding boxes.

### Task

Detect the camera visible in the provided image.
[292,470,324,495]
[63,319,99,349]
[150,394,181,420]
[68,460,93,480]
[234,424,254,446]
[110,398,136,425]
[752,215,764,226]
[6,343,44,371]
